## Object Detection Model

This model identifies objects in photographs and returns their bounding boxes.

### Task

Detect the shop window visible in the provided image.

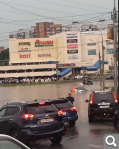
[87,43,96,46]
[88,50,96,55]
[107,49,114,54]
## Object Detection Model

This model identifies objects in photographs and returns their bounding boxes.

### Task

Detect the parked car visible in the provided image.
[51,98,78,126]
[71,87,89,93]
[83,76,93,85]
[0,100,66,145]
[106,75,114,80]
[75,75,83,80]
[105,70,111,73]
[86,91,118,123]
[113,109,119,132]
[0,135,30,149]
[64,77,70,80]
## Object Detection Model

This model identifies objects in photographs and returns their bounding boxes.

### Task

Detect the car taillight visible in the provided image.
[90,93,94,104]
[57,110,63,116]
[113,92,118,103]
[39,102,45,105]
[21,114,35,120]
[70,107,77,111]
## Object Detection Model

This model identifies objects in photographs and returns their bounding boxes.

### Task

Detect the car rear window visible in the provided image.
[26,103,58,114]
[54,101,73,110]
[93,93,114,103]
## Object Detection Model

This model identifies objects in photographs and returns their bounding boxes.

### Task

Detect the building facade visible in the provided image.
[0,47,5,53]
[9,22,62,39]
[1,31,116,79]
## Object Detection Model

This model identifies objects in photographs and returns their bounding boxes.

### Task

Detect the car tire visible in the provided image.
[69,121,75,126]
[89,117,93,123]
[11,129,19,139]
[50,136,62,145]
[116,120,119,132]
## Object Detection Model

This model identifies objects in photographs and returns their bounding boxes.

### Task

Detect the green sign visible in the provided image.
[57,71,60,75]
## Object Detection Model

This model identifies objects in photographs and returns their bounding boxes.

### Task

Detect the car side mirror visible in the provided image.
[85,100,89,102]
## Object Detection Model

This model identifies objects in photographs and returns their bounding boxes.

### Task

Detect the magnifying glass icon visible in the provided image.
[105,135,117,147]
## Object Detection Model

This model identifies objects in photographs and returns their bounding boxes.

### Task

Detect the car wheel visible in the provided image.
[116,120,119,132]
[11,129,18,139]
[50,136,62,144]
[89,117,93,123]
[69,121,75,126]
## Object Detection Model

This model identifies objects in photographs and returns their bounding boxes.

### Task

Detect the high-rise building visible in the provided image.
[9,22,62,39]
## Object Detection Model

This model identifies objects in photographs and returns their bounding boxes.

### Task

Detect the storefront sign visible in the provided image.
[67,44,78,49]
[67,34,77,38]
[19,42,30,46]
[67,50,78,54]
[18,48,31,52]
[67,39,78,43]
[35,40,53,47]
[68,55,78,59]
[38,54,51,57]
[57,63,75,67]
[20,54,31,58]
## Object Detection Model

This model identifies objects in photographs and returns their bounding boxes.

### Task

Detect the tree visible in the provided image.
[0,48,9,66]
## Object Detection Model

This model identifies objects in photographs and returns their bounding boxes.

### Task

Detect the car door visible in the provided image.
[2,105,20,135]
[0,107,7,134]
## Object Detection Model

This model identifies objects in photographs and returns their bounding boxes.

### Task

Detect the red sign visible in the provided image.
[67,44,78,49]
[20,54,31,58]
[35,40,53,47]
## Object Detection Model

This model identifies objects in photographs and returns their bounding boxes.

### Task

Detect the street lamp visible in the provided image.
[89,39,102,91]
[52,52,62,82]
[92,24,105,91]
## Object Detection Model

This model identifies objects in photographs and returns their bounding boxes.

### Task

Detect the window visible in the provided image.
[0,140,25,149]
[88,50,96,55]
[54,101,73,110]
[106,42,114,45]
[26,104,58,114]
[0,108,6,117]
[107,49,114,54]
[5,107,20,116]
[87,43,96,46]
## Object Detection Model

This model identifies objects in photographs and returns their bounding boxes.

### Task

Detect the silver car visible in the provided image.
[0,135,30,149]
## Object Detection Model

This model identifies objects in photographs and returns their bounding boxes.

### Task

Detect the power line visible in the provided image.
[59,0,111,10]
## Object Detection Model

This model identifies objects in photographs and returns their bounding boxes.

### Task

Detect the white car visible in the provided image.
[75,75,83,79]
[0,135,30,149]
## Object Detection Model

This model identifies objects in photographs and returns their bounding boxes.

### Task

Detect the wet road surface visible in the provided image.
[0,80,117,149]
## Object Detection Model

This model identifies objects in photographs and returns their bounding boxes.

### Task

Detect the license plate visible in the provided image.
[40,118,54,123]
[100,106,110,108]
[63,112,66,115]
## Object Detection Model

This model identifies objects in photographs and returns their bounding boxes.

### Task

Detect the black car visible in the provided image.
[83,76,93,85]
[106,75,114,80]
[51,98,78,126]
[113,109,119,132]
[0,100,65,145]
[86,91,118,123]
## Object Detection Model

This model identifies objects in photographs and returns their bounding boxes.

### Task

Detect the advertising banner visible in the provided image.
[67,34,77,38]
[67,44,78,49]
[67,50,78,54]
[57,63,75,67]
[68,55,78,59]
[67,39,78,43]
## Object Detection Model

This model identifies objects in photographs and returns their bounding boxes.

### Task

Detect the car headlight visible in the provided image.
[115,110,118,114]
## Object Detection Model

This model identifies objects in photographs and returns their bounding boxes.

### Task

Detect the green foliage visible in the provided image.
[0,48,9,66]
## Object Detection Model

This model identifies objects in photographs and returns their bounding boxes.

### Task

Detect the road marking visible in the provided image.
[87,144,103,148]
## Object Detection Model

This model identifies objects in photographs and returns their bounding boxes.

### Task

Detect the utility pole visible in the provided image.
[102,38,105,91]
[99,52,102,91]
[113,0,117,96]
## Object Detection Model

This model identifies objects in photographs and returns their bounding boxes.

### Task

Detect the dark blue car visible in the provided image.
[52,98,78,126]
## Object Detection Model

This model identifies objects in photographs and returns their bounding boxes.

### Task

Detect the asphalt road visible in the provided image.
[0,80,116,149]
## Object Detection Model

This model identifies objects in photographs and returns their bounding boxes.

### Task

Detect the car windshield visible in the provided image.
[93,93,114,103]
[54,101,73,110]
[26,103,58,114]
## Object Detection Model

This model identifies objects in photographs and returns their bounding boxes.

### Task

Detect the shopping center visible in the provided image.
[0,31,116,79]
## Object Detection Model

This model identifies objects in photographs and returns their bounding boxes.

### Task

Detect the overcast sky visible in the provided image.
[0,0,118,48]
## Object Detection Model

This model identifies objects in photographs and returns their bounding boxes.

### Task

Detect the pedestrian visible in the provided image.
[79,82,83,87]
[66,93,74,104]
[38,78,40,83]
[34,78,35,83]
